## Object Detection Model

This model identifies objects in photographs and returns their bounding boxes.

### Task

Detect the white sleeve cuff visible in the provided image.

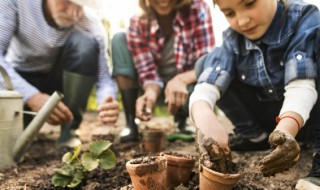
[189,82,220,114]
[280,79,317,125]
[143,80,164,89]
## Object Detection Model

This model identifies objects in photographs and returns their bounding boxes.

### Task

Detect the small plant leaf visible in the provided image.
[99,149,117,170]
[52,173,72,187]
[67,172,85,188]
[56,165,74,177]
[89,140,112,157]
[73,162,85,171]
[51,140,117,188]
[81,152,99,171]
[62,145,81,164]
[62,152,73,164]
[72,145,82,160]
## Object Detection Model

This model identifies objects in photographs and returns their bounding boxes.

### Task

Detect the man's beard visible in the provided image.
[53,13,80,28]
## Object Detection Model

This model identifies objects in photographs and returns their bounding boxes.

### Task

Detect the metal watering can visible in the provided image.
[0,66,63,170]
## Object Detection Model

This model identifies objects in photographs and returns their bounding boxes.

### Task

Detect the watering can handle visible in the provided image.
[0,65,13,90]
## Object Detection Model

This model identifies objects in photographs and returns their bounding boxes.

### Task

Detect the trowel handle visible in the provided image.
[0,65,13,90]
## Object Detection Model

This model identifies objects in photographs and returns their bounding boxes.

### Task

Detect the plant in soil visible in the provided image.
[51,140,116,188]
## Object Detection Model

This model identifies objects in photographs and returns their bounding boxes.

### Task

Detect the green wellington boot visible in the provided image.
[167,110,195,142]
[56,71,95,149]
[119,88,140,143]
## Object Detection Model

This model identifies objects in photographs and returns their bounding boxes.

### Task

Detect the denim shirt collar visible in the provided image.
[260,1,286,45]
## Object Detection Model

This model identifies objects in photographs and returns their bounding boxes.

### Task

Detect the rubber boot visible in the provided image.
[174,109,193,135]
[119,88,140,143]
[167,109,195,142]
[56,71,95,149]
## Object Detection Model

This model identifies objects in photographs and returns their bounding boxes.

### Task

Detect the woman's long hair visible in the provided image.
[138,0,192,17]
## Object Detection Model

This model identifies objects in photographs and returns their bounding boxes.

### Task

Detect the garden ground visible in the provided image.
[0,111,314,190]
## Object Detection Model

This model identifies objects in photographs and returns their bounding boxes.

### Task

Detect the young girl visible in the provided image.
[111,0,215,142]
[189,0,320,187]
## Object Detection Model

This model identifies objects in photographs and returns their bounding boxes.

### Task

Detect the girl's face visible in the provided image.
[149,0,177,15]
[216,0,277,40]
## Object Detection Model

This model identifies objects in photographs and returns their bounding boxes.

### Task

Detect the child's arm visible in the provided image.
[276,79,317,136]
[189,82,229,149]
[259,79,317,176]
[192,100,229,147]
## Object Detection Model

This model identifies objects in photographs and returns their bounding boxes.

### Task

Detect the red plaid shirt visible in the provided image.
[127,0,215,87]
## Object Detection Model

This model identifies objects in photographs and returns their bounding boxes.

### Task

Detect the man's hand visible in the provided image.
[97,96,119,126]
[197,129,231,173]
[27,92,73,125]
[259,130,300,176]
[164,76,188,115]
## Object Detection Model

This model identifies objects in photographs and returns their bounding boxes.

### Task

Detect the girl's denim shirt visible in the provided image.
[199,0,320,101]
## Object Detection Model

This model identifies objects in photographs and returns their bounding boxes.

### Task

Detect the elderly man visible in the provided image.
[0,0,119,149]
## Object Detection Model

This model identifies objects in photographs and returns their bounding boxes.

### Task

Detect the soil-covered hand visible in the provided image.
[258,130,300,176]
[196,129,231,173]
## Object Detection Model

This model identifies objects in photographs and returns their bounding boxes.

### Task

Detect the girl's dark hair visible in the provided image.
[213,0,287,8]
[281,0,288,12]
[138,0,192,17]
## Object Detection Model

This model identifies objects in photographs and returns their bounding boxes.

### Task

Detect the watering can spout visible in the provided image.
[12,91,63,162]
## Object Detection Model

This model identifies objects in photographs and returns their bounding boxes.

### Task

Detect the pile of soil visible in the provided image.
[0,111,313,190]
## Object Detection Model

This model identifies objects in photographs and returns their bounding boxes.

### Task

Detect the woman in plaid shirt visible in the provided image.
[112,0,215,142]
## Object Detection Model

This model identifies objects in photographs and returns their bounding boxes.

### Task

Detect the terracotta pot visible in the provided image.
[142,128,165,153]
[163,153,196,189]
[199,164,240,190]
[126,156,167,190]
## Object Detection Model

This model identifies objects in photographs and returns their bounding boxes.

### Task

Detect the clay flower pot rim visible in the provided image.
[126,156,167,173]
[163,153,196,167]
[200,164,240,185]
[142,128,165,135]
[126,156,168,190]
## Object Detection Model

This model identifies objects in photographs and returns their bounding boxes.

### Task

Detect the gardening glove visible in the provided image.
[196,129,231,173]
[258,130,300,176]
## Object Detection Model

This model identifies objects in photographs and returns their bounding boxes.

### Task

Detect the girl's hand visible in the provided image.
[197,129,231,173]
[258,130,300,176]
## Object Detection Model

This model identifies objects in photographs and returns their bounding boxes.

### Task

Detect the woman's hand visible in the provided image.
[98,96,119,126]
[27,92,73,125]
[136,84,160,121]
[165,75,188,115]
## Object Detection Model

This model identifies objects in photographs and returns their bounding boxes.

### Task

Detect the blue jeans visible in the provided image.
[19,29,99,126]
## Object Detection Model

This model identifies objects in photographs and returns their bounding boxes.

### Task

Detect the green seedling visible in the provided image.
[52,140,116,188]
